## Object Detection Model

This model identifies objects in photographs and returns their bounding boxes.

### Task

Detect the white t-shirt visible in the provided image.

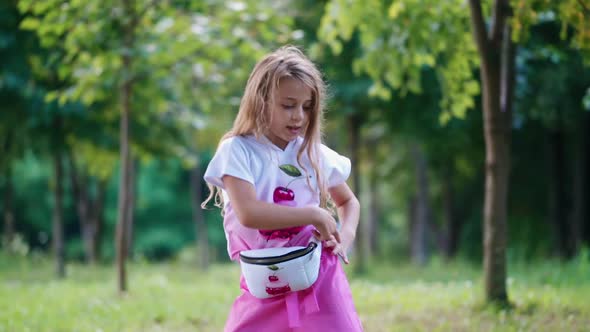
[203,134,351,260]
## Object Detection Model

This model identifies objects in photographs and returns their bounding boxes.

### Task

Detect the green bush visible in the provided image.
[65,238,85,261]
[134,228,184,261]
[2,233,30,257]
[575,246,590,276]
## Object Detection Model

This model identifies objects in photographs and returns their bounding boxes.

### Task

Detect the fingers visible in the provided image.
[313,226,340,242]
[312,229,321,240]
[316,208,339,241]
[333,230,342,244]
[312,229,331,239]
[339,252,350,264]
[312,229,350,264]
[331,231,349,264]
[324,237,339,248]
[329,243,350,265]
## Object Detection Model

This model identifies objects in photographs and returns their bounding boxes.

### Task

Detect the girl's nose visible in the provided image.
[292,106,304,120]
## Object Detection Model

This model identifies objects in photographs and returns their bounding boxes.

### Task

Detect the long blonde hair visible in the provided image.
[202,45,330,211]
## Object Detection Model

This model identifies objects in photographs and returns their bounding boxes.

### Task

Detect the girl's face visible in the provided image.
[265,77,313,150]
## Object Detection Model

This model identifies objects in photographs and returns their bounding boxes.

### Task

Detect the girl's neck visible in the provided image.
[263,134,293,151]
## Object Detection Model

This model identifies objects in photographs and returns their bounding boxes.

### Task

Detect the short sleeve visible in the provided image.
[320,144,351,188]
[203,137,254,189]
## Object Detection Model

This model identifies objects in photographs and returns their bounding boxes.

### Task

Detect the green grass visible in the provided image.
[1,253,589,331]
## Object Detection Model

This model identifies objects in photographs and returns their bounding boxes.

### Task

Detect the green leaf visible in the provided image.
[368,82,392,100]
[44,91,58,103]
[279,164,302,177]
[388,2,404,19]
[268,265,279,271]
[19,17,40,30]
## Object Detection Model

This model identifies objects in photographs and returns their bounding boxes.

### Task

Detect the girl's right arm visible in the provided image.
[222,175,340,241]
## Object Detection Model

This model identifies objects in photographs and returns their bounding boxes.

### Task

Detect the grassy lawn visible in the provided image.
[1,253,589,331]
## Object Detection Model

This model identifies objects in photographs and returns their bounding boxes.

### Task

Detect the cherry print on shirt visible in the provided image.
[272,164,304,205]
[259,164,311,240]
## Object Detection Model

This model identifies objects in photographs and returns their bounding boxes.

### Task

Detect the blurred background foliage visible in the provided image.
[1,0,589,273]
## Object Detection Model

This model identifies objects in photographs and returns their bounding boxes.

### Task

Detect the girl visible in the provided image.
[202,45,363,332]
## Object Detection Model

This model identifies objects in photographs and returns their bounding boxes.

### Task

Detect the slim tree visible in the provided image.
[467,0,515,304]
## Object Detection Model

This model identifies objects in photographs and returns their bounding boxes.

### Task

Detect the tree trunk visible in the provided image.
[570,146,583,255]
[115,0,137,293]
[69,155,95,263]
[582,112,590,246]
[70,154,105,264]
[126,158,136,260]
[571,111,587,254]
[2,167,15,249]
[469,0,514,305]
[52,151,66,278]
[116,80,131,292]
[190,165,209,270]
[548,121,571,259]
[365,140,380,255]
[408,196,417,257]
[354,135,378,259]
[349,115,368,274]
[441,165,462,259]
[116,78,132,292]
[90,179,108,263]
[410,143,430,265]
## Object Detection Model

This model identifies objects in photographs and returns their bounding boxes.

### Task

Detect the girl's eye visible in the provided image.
[282,105,295,109]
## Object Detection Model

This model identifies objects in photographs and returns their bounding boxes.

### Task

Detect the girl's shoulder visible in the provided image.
[218,135,258,153]
[219,134,247,146]
[215,135,277,164]
[293,140,344,162]
[318,142,342,158]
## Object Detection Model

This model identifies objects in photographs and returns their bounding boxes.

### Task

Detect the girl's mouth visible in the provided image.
[287,126,301,135]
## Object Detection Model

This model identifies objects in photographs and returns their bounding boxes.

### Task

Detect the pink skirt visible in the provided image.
[224,229,364,332]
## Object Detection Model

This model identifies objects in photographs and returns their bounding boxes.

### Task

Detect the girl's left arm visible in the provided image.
[327,182,360,263]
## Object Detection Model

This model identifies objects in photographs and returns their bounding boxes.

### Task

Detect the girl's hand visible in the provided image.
[309,206,340,242]
[320,227,354,264]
